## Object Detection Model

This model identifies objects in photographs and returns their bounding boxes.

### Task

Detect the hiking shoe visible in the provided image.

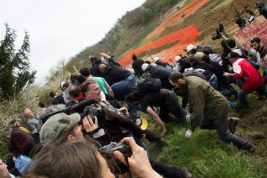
[228,117,239,134]
[238,143,255,153]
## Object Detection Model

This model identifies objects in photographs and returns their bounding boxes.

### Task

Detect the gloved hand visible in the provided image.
[185,113,192,123]
[185,129,192,139]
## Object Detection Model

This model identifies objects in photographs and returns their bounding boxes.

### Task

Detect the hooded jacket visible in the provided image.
[231,57,264,92]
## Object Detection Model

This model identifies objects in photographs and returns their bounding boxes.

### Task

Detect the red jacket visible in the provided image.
[232,57,264,92]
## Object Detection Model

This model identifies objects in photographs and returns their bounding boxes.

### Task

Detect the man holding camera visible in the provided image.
[80,79,192,178]
[80,79,163,145]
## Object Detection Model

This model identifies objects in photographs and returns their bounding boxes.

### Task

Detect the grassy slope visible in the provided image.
[2,0,265,177]
[145,92,267,178]
[44,0,267,177]
[137,1,267,176]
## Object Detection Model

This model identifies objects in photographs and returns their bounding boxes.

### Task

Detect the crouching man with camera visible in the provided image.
[26,117,163,178]
[26,113,161,178]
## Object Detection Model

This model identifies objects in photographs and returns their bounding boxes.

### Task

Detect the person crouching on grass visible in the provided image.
[169,72,255,153]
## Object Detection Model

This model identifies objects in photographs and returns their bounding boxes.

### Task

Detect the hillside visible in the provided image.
[58,0,267,177]
[48,0,266,79]
[1,0,267,177]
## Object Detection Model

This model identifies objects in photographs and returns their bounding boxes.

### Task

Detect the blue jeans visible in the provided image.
[232,87,267,110]
[111,74,137,101]
[237,89,250,109]
[209,75,218,90]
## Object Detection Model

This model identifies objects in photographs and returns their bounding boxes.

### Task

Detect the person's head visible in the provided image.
[24,108,34,119]
[168,72,187,89]
[226,38,237,49]
[68,85,82,99]
[126,91,141,104]
[27,141,115,178]
[228,51,241,62]
[261,54,267,66]
[132,54,138,61]
[141,63,150,72]
[9,118,20,128]
[49,91,56,98]
[250,37,261,51]
[0,159,11,178]
[70,74,86,86]
[193,51,205,61]
[79,67,91,78]
[153,56,160,63]
[174,55,182,63]
[81,80,101,101]
[60,81,69,91]
[186,44,197,56]
[221,40,230,50]
[90,56,100,64]
[39,113,84,145]
[38,101,46,108]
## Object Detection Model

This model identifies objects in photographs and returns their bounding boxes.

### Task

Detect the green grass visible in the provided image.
[149,124,266,178]
[212,0,234,10]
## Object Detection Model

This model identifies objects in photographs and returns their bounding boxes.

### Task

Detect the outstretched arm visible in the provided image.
[146,106,167,137]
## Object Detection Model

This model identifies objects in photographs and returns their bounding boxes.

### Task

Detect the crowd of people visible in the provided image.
[1,2,267,178]
[233,1,267,29]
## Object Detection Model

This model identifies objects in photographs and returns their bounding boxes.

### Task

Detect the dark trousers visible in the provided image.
[238,87,267,109]
[200,115,248,148]
[150,159,187,178]
[159,92,185,122]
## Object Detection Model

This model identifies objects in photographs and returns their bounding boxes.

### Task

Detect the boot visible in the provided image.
[228,117,239,134]
[150,159,192,178]
[237,142,255,153]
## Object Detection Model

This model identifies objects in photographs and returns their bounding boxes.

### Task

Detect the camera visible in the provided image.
[99,142,132,157]
[99,143,132,175]
[40,99,97,124]
[78,103,103,124]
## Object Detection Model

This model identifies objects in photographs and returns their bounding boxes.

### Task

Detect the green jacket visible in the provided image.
[186,76,229,130]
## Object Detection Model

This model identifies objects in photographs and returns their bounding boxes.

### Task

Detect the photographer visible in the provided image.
[80,80,163,145]
[80,80,191,178]
[0,159,15,178]
[24,138,163,178]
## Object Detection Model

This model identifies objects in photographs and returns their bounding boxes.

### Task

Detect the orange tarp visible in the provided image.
[147,0,208,39]
[118,25,199,66]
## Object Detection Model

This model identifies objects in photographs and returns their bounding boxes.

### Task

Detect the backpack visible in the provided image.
[138,77,162,95]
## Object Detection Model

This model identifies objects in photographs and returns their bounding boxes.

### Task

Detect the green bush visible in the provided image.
[0,87,39,158]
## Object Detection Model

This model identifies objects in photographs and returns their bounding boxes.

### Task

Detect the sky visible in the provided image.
[0,0,145,85]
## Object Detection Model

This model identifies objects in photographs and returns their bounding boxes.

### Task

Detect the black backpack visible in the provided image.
[138,77,162,95]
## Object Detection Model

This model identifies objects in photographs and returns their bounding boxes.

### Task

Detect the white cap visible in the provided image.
[174,55,182,62]
[153,56,160,62]
[186,44,196,52]
[60,82,66,89]
[141,63,150,71]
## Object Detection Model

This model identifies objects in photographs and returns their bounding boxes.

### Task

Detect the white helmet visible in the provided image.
[174,55,182,62]
[153,56,160,62]
[186,44,196,52]
[141,63,150,71]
